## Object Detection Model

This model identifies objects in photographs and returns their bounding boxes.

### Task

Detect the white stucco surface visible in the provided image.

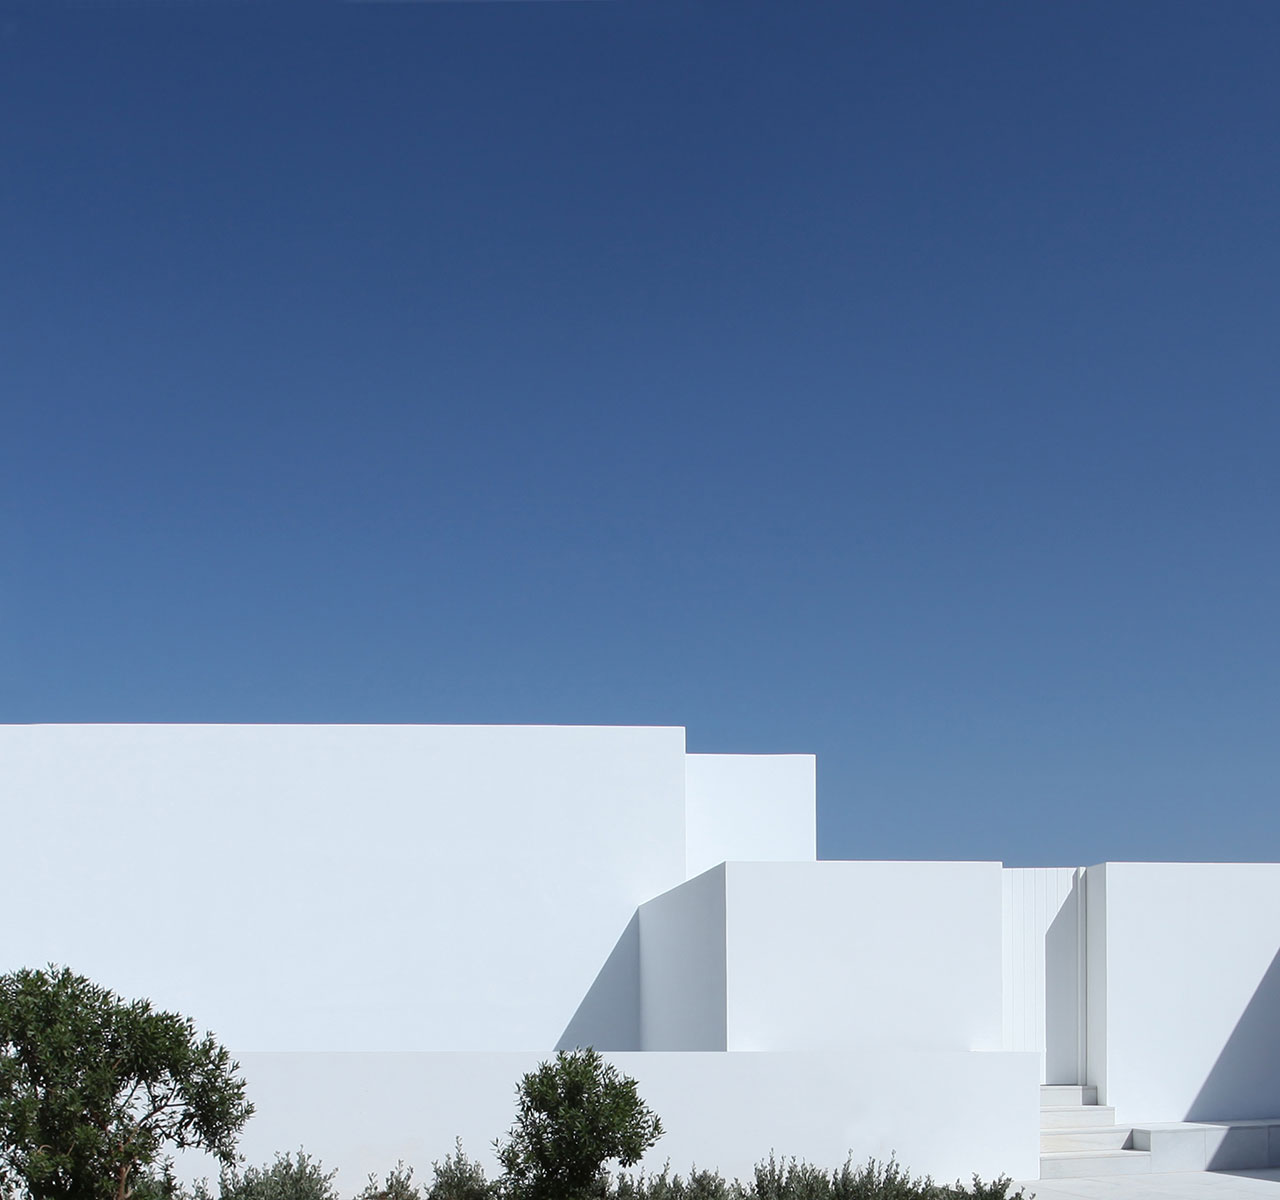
[638,865,727,1050]
[193,1048,1039,1194]
[0,723,688,1051]
[1002,867,1084,1083]
[683,754,816,878]
[1086,862,1280,1124]
[723,861,1005,1053]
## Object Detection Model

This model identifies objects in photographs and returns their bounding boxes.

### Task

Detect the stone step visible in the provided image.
[1040,1084,1098,1106]
[1040,1105,1118,1129]
[1041,1126,1133,1152]
[1040,1149,1153,1179]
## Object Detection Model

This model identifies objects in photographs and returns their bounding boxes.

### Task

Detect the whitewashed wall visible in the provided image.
[638,865,727,1050]
[178,1048,1039,1193]
[1086,862,1280,1123]
[684,755,816,878]
[0,724,689,1051]
[724,861,1005,1053]
[1001,867,1084,1084]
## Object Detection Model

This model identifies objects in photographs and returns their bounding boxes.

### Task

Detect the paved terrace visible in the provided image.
[1015,1168,1280,1199]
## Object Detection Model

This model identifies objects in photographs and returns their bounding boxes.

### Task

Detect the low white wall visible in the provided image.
[190,1048,1039,1194]
[1088,862,1280,1123]
[684,755,816,879]
[1001,867,1083,1084]
[724,862,1005,1053]
[0,724,689,1052]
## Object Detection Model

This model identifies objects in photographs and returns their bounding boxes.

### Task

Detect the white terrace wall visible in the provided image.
[218,1049,1041,1188]
[1086,861,1280,1124]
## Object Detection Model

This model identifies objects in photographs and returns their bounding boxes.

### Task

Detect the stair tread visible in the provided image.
[1043,1125,1132,1134]
[1041,1150,1150,1160]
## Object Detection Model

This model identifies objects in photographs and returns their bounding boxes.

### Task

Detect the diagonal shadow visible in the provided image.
[1189,945,1280,1122]
[555,910,641,1051]
[1045,875,1082,1085]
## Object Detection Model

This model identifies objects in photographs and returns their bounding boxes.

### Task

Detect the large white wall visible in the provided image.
[1087,862,1280,1123]
[0,724,689,1051]
[192,1048,1039,1193]
[724,861,1005,1053]
[684,755,816,878]
[1001,867,1083,1084]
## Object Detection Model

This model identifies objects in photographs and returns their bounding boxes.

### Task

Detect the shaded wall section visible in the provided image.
[1089,862,1280,1123]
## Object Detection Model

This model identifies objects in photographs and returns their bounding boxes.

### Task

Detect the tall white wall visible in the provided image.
[0,724,688,1051]
[723,861,1005,1053]
[1088,862,1280,1123]
[637,865,727,1050]
[684,755,816,879]
[192,1048,1040,1193]
[1001,867,1084,1084]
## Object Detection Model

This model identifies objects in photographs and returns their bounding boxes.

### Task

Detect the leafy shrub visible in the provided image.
[828,1156,944,1200]
[496,1049,663,1200]
[428,1142,494,1200]
[609,1158,1024,1200]
[206,1151,339,1200]
[356,1163,423,1200]
[614,1164,743,1200]
[942,1178,1025,1200]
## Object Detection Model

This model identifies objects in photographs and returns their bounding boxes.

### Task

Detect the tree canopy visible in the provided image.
[495,1048,662,1200]
[0,965,254,1200]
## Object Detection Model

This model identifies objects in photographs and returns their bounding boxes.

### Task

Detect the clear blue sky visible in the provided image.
[2,1,1277,866]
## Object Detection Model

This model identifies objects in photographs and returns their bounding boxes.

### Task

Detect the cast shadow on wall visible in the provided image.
[1189,945,1280,1124]
[556,911,641,1052]
[1044,876,1082,1085]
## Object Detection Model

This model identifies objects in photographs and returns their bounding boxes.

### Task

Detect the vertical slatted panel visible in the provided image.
[1001,866,1082,1082]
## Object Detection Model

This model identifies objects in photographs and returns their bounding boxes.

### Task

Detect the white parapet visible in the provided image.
[639,860,1005,1054]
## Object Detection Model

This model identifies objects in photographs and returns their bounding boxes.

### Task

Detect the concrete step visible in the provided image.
[1040,1105,1118,1129]
[1041,1126,1133,1152]
[1041,1084,1098,1106]
[1040,1149,1153,1179]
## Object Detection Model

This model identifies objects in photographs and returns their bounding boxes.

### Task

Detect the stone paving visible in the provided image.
[1013,1168,1280,1199]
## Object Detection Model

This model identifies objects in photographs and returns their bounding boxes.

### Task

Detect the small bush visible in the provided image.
[609,1158,1024,1200]
[942,1178,1025,1200]
[614,1164,743,1200]
[428,1141,494,1200]
[209,1151,339,1200]
[356,1163,423,1200]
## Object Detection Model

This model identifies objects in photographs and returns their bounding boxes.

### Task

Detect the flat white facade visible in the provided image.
[3,724,1279,1189]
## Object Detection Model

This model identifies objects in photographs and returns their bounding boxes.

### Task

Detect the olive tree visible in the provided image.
[495,1049,662,1200]
[0,965,254,1200]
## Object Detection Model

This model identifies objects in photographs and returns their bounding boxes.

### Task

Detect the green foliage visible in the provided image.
[207,1151,339,1200]
[356,1162,423,1200]
[0,965,254,1200]
[942,1178,1024,1200]
[495,1049,663,1200]
[609,1158,1025,1200]
[614,1164,743,1200]
[427,1143,493,1200]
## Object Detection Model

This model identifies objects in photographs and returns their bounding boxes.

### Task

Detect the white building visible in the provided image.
[4,724,1279,1187]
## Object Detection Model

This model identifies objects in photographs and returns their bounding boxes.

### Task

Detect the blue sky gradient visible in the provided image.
[2,1,1277,865]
